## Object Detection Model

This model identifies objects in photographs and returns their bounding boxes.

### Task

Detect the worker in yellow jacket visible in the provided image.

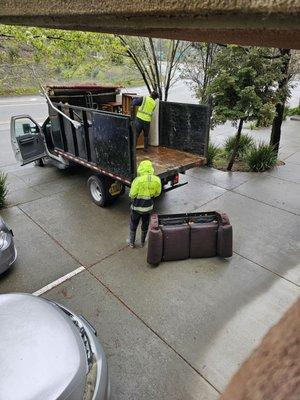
[128,160,162,248]
[131,91,159,151]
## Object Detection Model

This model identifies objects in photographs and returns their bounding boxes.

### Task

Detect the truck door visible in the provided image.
[10,115,46,165]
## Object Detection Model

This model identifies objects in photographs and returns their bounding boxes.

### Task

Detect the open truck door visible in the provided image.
[10,115,46,165]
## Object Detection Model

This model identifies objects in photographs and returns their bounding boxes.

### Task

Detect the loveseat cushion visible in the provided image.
[190,222,218,258]
[162,224,190,261]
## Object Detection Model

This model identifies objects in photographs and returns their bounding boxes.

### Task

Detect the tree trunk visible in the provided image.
[163,40,179,101]
[270,48,291,154]
[227,118,244,171]
[270,102,285,154]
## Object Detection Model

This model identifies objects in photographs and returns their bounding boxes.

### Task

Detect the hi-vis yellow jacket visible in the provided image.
[136,96,157,122]
[129,160,161,213]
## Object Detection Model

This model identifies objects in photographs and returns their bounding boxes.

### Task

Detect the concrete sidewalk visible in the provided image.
[0,119,299,399]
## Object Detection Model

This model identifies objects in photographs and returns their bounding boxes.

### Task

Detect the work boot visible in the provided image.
[127,230,136,248]
[143,136,149,152]
[141,230,148,247]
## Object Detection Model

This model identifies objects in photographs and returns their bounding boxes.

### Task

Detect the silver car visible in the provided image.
[0,217,17,274]
[0,293,110,400]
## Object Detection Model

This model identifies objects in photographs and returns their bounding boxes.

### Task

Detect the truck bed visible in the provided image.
[136,146,204,177]
[47,96,208,185]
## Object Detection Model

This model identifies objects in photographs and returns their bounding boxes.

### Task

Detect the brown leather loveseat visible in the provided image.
[147,211,233,266]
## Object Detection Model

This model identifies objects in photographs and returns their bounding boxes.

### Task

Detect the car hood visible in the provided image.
[0,293,87,400]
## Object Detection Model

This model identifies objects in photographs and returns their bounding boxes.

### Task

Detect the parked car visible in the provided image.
[0,216,17,274]
[0,293,110,400]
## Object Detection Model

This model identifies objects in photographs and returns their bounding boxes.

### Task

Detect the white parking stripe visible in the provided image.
[32,266,86,296]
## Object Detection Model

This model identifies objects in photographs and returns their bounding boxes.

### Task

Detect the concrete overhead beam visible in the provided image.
[1,1,300,49]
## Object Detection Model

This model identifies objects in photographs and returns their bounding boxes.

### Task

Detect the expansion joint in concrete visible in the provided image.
[233,251,299,288]
[17,205,82,265]
[86,265,221,395]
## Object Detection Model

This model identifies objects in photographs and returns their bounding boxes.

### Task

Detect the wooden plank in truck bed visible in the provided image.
[136,146,205,176]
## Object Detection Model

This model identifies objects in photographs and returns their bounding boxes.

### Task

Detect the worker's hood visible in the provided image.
[137,160,154,175]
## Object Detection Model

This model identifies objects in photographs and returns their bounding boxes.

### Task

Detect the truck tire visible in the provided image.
[87,175,112,207]
[34,158,44,167]
[119,184,126,197]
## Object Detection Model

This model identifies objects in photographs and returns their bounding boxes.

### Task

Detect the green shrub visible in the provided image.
[0,172,8,209]
[246,142,277,172]
[206,142,220,166]
[249,122,256,130]
[0,87,39,96]
[286,106,300,116]
[283,106,289,121]
[224,134,255,160]
[284,106,300,120]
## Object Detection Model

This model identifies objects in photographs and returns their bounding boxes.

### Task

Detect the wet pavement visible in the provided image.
[0,100,299,399]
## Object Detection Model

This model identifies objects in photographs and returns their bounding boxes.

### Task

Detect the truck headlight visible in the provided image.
[0,231,8,249]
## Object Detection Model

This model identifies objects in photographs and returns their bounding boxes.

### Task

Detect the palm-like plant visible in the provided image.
[0,172,8,209]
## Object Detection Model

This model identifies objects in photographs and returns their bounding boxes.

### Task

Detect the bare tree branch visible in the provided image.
[149,37,162,98]
[118,36,190,100]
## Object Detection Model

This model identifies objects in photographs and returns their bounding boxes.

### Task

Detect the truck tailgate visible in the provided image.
[136,146,205,178]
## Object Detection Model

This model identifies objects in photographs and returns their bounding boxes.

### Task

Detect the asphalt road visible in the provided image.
[0,80,199,127]
[1,78,299,127]
[0,95,48,126]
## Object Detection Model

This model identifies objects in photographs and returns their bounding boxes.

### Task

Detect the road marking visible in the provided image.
[0,97,44,104]
[0,118,45,125]
[0,102,45,108]
[32,266,86,296]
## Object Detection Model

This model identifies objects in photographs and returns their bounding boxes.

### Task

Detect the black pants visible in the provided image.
[135,117,150,140]
[130,210,150,233]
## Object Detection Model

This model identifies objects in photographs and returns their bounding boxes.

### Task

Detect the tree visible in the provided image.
[269,49,300,154]
[208,45,283,171]
[180,43,220,103]
[0,25,122,93]
[118,36,191,100]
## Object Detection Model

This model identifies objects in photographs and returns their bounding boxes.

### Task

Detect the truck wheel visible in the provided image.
[34,158,44,167]
[87,175,111,207]
[119,184,126,197]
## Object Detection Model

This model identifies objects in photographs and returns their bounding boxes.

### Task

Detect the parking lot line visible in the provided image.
[32,266,86,296]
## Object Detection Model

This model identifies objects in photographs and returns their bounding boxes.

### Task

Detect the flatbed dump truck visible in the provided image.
[10,84,209,206]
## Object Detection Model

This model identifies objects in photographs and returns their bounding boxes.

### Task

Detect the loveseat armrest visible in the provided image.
[147,225,163,266]
[149,213,159,230]
[215,211,233,258]
[215,211,231,226]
